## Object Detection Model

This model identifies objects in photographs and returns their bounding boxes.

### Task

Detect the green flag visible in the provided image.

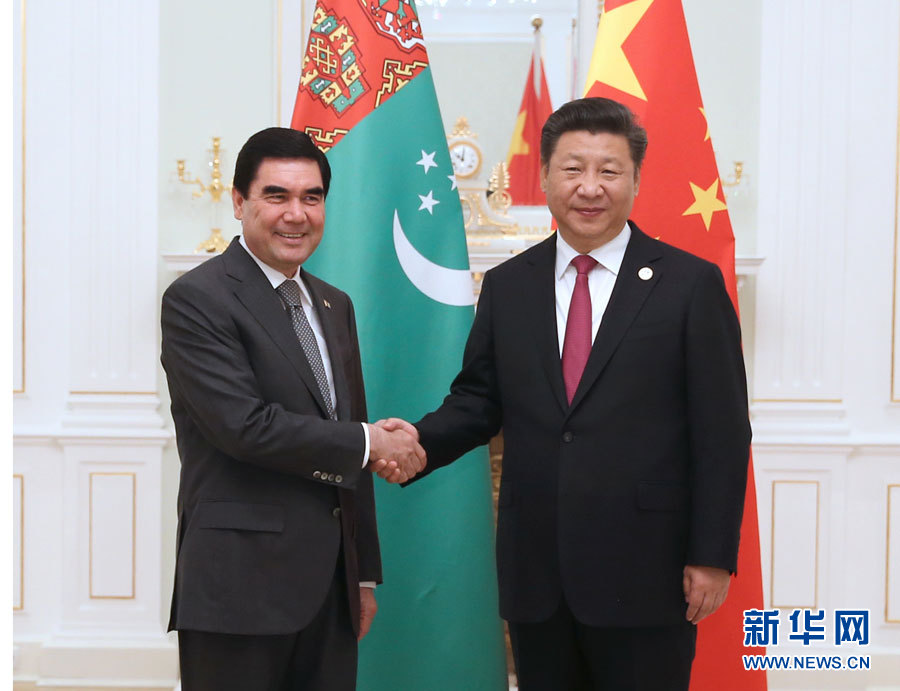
[291,2,507,688]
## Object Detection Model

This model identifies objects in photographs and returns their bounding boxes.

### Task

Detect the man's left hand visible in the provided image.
[359,587,377,640]
[683,564,730,624]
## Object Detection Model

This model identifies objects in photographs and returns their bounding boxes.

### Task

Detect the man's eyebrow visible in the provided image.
[561,154,621,164]
[259,185,325,196]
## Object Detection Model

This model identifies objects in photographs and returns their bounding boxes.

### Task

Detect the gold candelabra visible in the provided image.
[487,161,512,213]
[721,161,744,197]
[176,137,232,253]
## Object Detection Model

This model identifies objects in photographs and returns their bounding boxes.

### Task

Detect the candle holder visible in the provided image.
[722,161,745,197]
[176,137,232,253]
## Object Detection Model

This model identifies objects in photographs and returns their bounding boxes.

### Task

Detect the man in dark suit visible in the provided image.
[161,127,425,691]
[376,98,750,689]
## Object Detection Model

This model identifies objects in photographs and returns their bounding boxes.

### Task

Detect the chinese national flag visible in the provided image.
[506,27,553,205]
[584,1,766,689]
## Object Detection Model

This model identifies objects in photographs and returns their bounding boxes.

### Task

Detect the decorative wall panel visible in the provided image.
[89,473,135,599]
[888,484,900,622]
[771,480,819,608]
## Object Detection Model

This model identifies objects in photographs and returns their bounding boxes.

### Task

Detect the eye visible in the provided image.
[265,193,287,203]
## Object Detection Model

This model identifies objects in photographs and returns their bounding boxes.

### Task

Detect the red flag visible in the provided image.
[290,0,430,152]
[506,23,553,205]
[584,1,766,688]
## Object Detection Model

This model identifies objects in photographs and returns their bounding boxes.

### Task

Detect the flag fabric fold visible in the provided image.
[506,24,554,205]
[291,1,507,689]
[584,1,766,688]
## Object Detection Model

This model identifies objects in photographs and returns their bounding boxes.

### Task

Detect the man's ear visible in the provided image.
[232,186,245,221]
[540,164,549,193]
[633,169,641,197]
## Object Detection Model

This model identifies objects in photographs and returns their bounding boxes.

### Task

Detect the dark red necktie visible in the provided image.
[562,254,598,404]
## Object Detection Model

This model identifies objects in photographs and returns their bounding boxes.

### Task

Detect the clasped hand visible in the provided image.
[367,418,426,483]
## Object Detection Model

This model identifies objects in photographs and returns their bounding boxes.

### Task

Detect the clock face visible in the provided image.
[449,142,481,178]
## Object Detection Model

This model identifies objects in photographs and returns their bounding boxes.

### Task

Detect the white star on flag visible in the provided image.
[447,173,458,191]
[418,190,440,215]
[416,150,438,174]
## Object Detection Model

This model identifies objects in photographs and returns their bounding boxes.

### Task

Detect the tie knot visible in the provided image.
[276,280,302,307]
[571,254,598,276]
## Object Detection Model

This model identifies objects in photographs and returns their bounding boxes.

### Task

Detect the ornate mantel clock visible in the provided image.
[446,117,518,235]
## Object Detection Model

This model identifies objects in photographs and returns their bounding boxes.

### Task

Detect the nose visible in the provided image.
[577,173,605,198]
[282,196,306,222]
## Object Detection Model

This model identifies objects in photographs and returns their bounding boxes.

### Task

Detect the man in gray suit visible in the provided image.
[162,127,424,690]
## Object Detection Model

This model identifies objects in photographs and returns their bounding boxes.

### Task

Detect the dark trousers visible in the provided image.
[509,598,697,691]
[178,567,356,691]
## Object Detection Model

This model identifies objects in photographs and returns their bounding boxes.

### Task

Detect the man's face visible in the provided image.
[232,157,326,278]
[541,130,639,253]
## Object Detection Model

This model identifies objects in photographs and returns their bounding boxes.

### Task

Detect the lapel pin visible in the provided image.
[638,267,653,281]
[323,299,332,309]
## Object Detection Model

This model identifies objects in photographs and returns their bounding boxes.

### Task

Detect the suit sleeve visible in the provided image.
[414,270,503,475]
[343,297,382,582]
[684,263,752,572]
[161,278,367,488]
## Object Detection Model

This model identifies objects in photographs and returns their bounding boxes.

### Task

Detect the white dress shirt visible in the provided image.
[239,235,371,465]
[554,223,631,356]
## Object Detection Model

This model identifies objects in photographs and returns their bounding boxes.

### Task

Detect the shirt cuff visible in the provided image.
[360,581,376,589]
[361,422,370,468]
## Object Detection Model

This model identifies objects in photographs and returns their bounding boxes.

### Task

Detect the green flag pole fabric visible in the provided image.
[291,2,507,687]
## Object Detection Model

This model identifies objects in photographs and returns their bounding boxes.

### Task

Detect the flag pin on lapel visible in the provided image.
[638,267,653,281]
[323,299,331,309]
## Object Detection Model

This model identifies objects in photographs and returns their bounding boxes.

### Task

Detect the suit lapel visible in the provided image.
[302,269,352,422]
[222,240,332,419]
[567,224,663,414]
[525,235,569,414]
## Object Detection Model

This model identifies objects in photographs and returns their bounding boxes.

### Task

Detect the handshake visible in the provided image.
[366,418,426,484]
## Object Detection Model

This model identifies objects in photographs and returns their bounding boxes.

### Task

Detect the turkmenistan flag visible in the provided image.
[291,2,507,689]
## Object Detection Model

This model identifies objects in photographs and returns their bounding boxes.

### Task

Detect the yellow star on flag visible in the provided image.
[583,0,655,100]
[682,179,727,230]
[699,107,710,141]
[506,110,529,164]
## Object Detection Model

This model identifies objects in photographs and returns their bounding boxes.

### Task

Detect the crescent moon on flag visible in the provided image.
[392,209,475,306]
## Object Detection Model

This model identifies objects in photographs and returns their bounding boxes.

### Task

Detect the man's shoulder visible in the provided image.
[164,252,229,301]
[485,233,556,281]
[631,226,723,282]
[654,237,715,269]
[164,238,259,298]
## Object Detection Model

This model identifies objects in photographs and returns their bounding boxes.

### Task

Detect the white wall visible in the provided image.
[13,0,175,688]
[751,1,900,687]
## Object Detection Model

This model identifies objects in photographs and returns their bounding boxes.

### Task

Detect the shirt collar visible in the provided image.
[239,234,312,305]
[555,222,631,280]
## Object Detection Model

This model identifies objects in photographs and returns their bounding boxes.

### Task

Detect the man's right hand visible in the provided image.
[367,420,426,483]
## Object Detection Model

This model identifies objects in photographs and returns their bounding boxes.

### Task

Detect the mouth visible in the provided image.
[275,231,306,240]
[574,207,606,217]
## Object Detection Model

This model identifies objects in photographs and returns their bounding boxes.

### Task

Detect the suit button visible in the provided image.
[313,470,322,479]
[327,473,335,482]
[562,432,574,443]
[335,475,343,483]
[332,507,342,518]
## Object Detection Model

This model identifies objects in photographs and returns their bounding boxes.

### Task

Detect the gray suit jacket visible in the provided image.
[161,237,381,635]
